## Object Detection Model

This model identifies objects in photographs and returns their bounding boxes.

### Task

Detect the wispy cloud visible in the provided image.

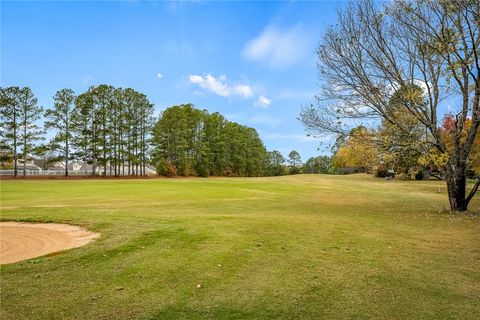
[262,132,318,142]
[243,24,314,69]
[81,75,94,86]
[248,114,282,127]
[255,95,271,108]
[276,88,316,101]
[188,74,253,99]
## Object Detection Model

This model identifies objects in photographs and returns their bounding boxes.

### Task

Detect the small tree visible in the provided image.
[33,143,62,170]
[288,150,302,174]
[0,139,14,169]
[377,84,430,175]
[304,156,334,174]
[266,150,286,176]
[331,126,378,172]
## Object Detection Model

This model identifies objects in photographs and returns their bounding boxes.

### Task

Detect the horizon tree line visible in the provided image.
[153,104,268,177]
[1,85,155,177]
[1,86,315,178]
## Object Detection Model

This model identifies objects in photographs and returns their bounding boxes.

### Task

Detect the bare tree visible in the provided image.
[301,0,479,211]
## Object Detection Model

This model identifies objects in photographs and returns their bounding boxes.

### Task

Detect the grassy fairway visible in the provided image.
[0,174,479,319]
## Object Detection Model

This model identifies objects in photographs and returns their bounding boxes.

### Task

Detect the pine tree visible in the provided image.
[17,87,44,177]
[72,91,95,175]
[45,88,76,176]
[0,87,21,176]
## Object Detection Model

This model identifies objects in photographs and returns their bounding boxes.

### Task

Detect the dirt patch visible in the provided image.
[0,222,99,265]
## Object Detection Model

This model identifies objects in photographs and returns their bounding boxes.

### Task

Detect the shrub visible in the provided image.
[196,162,210,177]
[224,167,236,177]
[156,158,167,176]
[166,162,177,177]
[375,168,388,178]
[337,167,362,175]
[289,166,301,175]
[415,170,424,180]
[156,158,177,177]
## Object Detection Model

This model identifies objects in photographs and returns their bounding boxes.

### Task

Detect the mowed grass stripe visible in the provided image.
[0,174,479,319]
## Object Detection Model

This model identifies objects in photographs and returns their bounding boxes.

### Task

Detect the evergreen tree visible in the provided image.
[72,91,95,175]
[303,156,333,174]
[17,87,44,176]
[45,88,76,176]
[152,104,267,177]
[266,150,286,176]
[0,87,21,176]
[288,150,302,174]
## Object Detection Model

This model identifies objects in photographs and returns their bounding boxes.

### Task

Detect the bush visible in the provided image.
[156,158,177,177]
[224,167,236,177]
[289,166,301,175]
[337,167,362,175]
[415,170,424,180]
[375,168,388,178]
[166,162,177,177]
[196,162,210,177]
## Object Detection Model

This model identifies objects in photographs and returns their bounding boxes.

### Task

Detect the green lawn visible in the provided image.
[1,174,479,319]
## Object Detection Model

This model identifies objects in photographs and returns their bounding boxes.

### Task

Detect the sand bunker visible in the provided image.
[0,222,99,265]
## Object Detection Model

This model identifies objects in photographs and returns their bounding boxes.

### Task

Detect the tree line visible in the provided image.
[330,114,480,179]
[1,87,325,178]
[152,105,335,177]
[152,104,267,177]
[266,150,334,176]
[1,85,154,177]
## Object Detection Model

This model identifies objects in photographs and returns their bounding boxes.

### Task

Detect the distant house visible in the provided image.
[19,156,41,170]
[47,162,65,170]
[3,155,156,176]
[69,162,83,172]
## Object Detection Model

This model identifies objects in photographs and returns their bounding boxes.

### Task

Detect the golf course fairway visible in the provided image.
[1,174,479,319]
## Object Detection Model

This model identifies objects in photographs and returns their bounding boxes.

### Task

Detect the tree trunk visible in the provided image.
[92,139,97,176]
[23,122,26,178]
[23,146,26,177]
[445,158,468,211]
[13,121,17,177]
[103,137,107,176]
[65,139,69,177]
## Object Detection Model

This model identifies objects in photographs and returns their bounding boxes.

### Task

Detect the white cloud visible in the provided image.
[385,79,431,96]
[243,24,314,69]
[234,85,254,98]
[255,95,271,108]
[157,73,163,79]
[188,74,253,99]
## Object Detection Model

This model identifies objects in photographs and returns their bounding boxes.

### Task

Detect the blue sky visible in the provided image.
[1,0,345,160]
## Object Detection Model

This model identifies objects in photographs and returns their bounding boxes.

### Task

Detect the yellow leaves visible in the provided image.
[422,117,480,173]
[332,127,378,169]
[418,151,448,168]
